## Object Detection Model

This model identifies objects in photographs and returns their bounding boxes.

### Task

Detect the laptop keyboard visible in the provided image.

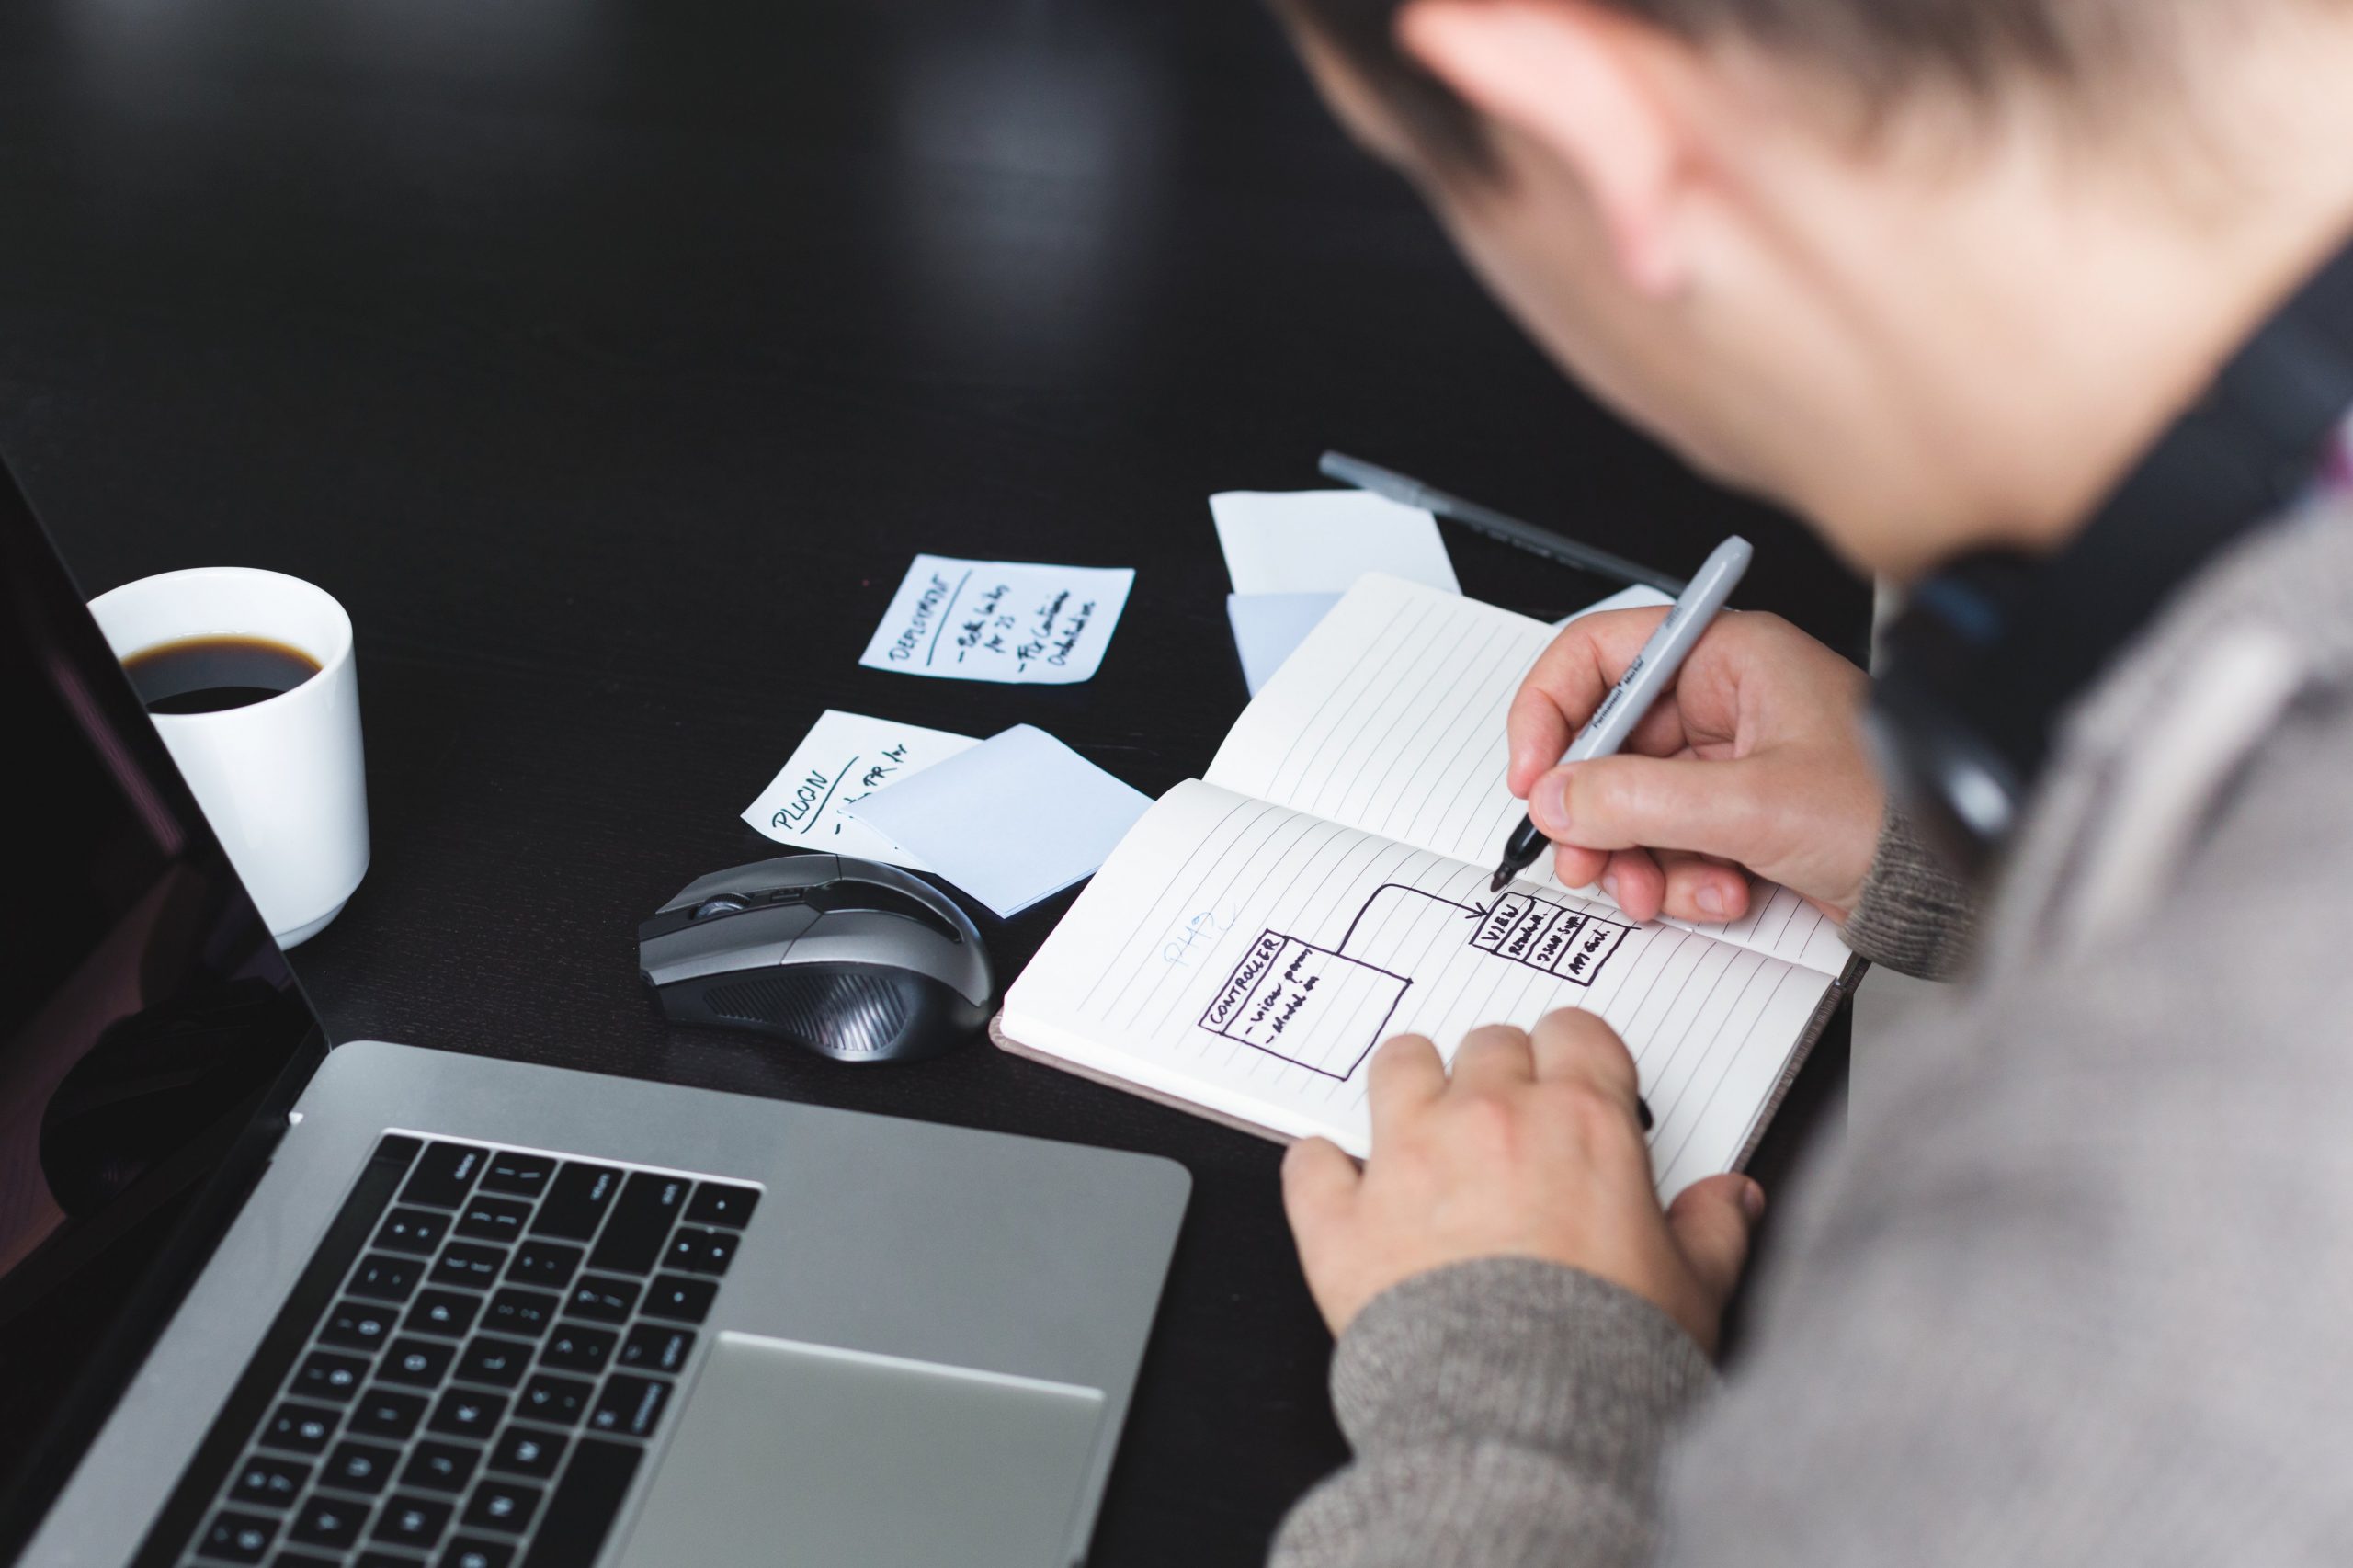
[138,1133,757,1568]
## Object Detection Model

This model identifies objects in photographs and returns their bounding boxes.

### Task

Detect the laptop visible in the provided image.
[0,464,1190,1568]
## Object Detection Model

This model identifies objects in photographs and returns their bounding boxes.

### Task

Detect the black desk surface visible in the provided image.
[0,1,1868,1560]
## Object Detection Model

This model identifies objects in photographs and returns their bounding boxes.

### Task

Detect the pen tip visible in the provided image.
[1489,869,1512,893]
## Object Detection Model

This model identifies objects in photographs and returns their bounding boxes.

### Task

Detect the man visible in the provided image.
[1265,0,2353,1562]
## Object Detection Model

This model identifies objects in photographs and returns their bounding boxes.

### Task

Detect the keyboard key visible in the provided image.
[427,1387,508,1442]
[260,1403,340,1454]
[685,1181,760,1229]
[640,1274,716,1324]
[529,1162,623,1242]
[662,1226,737,1278]
[505,1240,583,1290]
[400,1142,490,1209]
[461,1477,544,1535]
[321,1299,402,1350]
[230,1454,312,1507]
[618,1324,696,1375]
[485,1426,567,1480]
[405,1290,483,1339]
[562,1276,638,1324]
[294,1350,371,1403]
[521,1436,640,1568]
[516,1373,594,1426]
[347,1253,424,1302]
[586,1374,672,1439]
[483,1288,560,1338]
[479,1149,557,1198]
[429,1244,507,1290]
[585,1173,690,1275]
[374,1208,452,1256]
[454,1195,532,1244]
[273,1553,343,1568]
[371,1493,455,1551]
[199,1508,279,1562]
[380,1335,458,1387]
[538,1324,616,1375]
[439,1538,516,1568]
[452,1335,534,1388]
[347,1388,429,1440]
[287,1494,369,1550]
[320,1439,402,1495]
[358,1554,428,1568]
[403,1439,483,1494]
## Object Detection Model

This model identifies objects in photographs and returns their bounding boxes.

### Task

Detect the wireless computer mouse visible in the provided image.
[637,854,994,1063]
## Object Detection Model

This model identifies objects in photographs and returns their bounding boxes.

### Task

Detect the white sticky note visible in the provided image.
[1210,490,1461,596]
[858,555,1135,684]
[1227,592,1342,696]
[846,724,1153,918]
[1552,583,1676,630]
[740,710,980,869]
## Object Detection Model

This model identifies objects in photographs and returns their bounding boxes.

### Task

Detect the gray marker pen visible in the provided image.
[1489,535,1754,892]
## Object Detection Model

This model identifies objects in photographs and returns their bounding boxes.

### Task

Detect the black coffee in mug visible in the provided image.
[123,634,322,715]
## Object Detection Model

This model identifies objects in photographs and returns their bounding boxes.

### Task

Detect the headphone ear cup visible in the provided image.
[1867,653,2018,882]
[1867,558,2040,881]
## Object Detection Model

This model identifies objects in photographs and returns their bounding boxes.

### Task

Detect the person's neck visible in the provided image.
[1815,15,2353,578]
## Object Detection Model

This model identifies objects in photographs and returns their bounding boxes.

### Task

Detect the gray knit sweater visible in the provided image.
[1272,496,2353,1567]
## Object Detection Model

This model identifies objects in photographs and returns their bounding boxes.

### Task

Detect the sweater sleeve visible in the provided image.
[1838,807,1979,981]
[1269,1257,1717,1568]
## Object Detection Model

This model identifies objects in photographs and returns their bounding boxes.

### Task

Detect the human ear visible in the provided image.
[1396,0,1702,294]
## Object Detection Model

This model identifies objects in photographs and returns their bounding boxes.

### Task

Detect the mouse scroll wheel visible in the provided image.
[691,896,752,920]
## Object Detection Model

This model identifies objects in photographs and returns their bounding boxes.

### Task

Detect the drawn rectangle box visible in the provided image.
[1201,930,1411,1081]
[1470,892,1628,987]
[1551,915,1627,982]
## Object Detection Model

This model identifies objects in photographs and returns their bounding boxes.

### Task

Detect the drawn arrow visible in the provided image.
[1339,884,1495,952]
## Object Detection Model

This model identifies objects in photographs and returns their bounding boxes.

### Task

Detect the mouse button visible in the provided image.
[660,854,839,912]
[640,904,823,986]
[801,881,961,940]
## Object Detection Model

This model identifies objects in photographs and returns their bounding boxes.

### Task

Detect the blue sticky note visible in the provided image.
[1226,592,1342,696]
[845,724,1154,918]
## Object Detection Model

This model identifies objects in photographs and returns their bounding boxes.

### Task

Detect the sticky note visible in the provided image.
[846,725,1153,918]
[859,555,1135,684]
[1210,490,1461,596]
[741,710,980,869]
[1227,593,1342,696]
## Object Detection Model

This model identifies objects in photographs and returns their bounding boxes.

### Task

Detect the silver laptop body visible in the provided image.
[27,1041,1188,1568]
[2,455,1188,1568]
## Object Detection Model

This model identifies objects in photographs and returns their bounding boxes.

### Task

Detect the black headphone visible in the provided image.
[1870,237,2353,877]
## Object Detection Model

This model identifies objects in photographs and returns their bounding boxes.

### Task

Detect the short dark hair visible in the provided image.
[1285,0,2180,173]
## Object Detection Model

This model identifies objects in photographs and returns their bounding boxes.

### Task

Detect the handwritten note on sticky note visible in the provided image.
[741,710,980,869]
[1210,490,1461,597]
[858,555,1135,684]
[846,724,1153,918]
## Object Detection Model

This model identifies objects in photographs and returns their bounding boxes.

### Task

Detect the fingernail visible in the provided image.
[1531,771,1572,835]
[1600,873,1619,904]
[1740,1180,1767,1221]
[1696,884,1726,918]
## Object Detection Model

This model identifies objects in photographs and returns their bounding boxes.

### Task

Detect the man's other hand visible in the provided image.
[1506,608,1881,925]
[1282,1010,1764,1351]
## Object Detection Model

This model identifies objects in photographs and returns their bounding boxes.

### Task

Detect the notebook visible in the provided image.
[997,574,1865,1199]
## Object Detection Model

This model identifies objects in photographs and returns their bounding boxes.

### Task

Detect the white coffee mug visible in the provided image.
[87,566,369,948]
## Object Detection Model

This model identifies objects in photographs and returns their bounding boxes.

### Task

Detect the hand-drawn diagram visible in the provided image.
[1199,884,1634,1080]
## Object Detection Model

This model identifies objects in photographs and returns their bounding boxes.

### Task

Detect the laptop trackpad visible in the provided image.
[612,1333,1106,1568]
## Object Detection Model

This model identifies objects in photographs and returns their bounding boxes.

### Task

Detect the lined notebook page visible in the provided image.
[1205,574,1851,977]
[1004,781,1836,1199]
